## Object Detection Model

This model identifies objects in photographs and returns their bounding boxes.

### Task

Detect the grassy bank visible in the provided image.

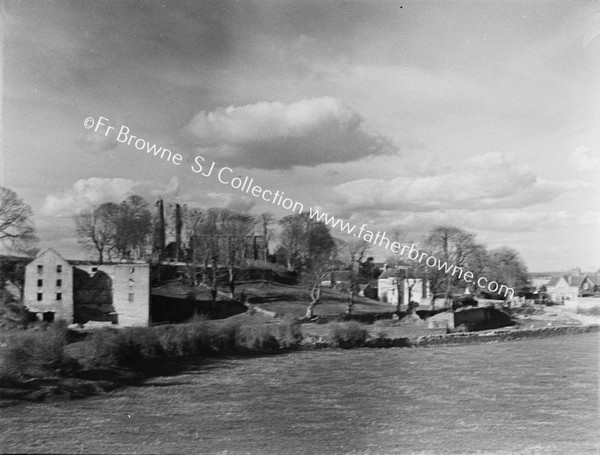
[2,314,598,404]
[0,315,302,403]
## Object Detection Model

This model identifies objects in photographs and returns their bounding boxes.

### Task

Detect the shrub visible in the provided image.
[236,324,280,353]
[276,316,303,349]
[155,325,183,357]
[86,329,119,368]
[0,322,79,379]
[208,319,241,353]
[187,318,214,353]
[576,305,600,316]
[80,315,303,371]
[327,321,368,349]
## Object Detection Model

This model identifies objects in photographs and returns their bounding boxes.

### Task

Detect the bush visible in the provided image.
[207,319,241,353]
[576,306,600,316]
[0,322,79,379]
[77,315,303,371]
[327,321,368,349]
[236,324,280,352]
[276,316,303,349]
[86,329,119,367]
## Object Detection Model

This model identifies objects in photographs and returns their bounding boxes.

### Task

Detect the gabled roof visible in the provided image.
[546,274,594,288]
[586,274,600,286]
[29,248,69,264]
[568,275,587,287]
[546,275,567,287]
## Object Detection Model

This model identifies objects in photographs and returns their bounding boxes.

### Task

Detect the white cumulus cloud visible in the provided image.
[332,152,562,213]
[569,146,600,173]
[42,177,180,217]
[184,97,396,169]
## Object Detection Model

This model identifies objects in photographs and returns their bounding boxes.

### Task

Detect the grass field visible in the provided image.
[236,281,394,318]
[1,333,598,454]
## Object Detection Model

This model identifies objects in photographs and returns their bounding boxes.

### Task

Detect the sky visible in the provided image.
[1,0,599,272]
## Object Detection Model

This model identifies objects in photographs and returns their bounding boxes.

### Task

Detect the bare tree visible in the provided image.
[279,214,309,271]
[423,225,479,308]
[221,210,255,298]
[343,238,371,315]
[74,202,119,263]
[0,186,38,254]
[196,208,221,298]
[303,221,339,319]
[74,195,152,262]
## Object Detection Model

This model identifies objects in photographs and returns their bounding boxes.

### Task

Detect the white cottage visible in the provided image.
[378,268,429,309]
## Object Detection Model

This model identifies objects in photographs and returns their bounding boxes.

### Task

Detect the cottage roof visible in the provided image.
[546,276,563,287]
[568,275,587,287]
[586,274,600,286]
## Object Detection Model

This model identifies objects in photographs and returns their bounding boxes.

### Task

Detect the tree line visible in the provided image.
[0,186,529,317]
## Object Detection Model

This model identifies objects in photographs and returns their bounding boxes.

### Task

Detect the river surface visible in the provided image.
[1,334,598,454]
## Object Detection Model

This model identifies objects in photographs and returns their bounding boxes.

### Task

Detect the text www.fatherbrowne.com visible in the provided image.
[307,207,514,299]
[84,115,514,299]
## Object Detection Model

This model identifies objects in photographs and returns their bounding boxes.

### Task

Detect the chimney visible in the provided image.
[155,198,166,259]
[175,203,182,262]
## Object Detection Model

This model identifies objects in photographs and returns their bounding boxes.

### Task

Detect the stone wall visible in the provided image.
[23,250,73,322]
[75,263,150,326]
[299,325,599,350]
[412,325,600,347]
[111,264,150,327]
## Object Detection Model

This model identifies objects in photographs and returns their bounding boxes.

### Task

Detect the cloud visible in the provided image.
[203,193,256,213]
[79,131,119,154]
[184,97,396,169]
[41,177,178,217]
[569,146,600,173]
[390,209,573,234]
[331,152,563,213]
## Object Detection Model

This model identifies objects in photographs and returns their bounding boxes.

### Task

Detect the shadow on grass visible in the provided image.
[0,355,235,407]
[0,349,299,406]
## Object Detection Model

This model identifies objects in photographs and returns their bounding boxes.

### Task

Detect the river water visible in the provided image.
[2,333,598,454]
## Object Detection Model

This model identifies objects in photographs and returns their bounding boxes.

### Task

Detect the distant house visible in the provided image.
[530,277,551,292]
[587,274,600,293]
[545,268,596,303]
[23,248,150,326]
[378,268,429,309]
